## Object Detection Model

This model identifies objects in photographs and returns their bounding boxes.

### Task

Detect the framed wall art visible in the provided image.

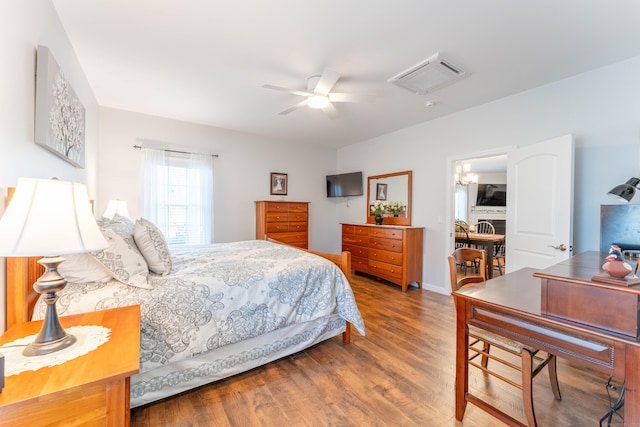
[35,45,86,168]
[270,172,288,195]
[376,183,388,200]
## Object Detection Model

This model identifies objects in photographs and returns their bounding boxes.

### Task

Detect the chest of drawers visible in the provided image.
[342,223,424,292]
[255,201,309,249]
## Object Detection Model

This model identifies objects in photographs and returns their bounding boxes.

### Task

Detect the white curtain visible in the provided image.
[141,147,214,245]
[142,147,167,226]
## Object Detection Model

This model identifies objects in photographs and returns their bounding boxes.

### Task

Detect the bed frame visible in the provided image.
[4,188,353,343]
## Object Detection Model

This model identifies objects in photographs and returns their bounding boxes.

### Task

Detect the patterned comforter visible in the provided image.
[35,240,365,374]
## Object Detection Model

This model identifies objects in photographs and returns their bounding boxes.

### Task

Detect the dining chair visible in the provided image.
[474,221,495,234]
[448,247,561,427]
[454,225,474,273]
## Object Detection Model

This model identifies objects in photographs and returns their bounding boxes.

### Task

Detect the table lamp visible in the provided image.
[102,199,129,219]
[607,177,640,202]
[0,178,109,356]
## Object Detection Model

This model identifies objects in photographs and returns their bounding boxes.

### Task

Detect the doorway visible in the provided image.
[452,154,508,276]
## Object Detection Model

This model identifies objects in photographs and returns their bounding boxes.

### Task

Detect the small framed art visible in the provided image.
[376,183,387,200]
[270,172,288,195]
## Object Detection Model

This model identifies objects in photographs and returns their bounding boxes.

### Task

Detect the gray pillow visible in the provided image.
[134,218,172,275]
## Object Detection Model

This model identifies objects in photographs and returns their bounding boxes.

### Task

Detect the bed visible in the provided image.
[5,211,365,408]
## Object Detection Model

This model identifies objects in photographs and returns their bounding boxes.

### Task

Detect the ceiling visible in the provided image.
[52,1,640,149]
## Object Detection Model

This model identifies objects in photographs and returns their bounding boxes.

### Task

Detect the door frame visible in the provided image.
[445,146,515,281]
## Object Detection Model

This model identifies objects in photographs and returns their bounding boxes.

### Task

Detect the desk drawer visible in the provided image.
[470,304,618,374]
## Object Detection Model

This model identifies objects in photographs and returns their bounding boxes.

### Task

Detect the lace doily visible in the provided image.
[0,325,112,376]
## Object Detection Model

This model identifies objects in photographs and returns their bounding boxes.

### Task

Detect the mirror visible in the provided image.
[367,170,412,226]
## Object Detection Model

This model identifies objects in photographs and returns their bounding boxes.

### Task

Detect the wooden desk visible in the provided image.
[0,306,140,426]
[455,232,505,278]
[453,255,640,426]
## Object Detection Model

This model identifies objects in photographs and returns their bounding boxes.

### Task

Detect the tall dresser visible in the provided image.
[342,223,424,292]
[255,201,309,249]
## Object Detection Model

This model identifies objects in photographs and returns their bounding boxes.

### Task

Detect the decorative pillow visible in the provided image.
[59,253,113,283]
[92,223,151,289]
[134,218,172,275]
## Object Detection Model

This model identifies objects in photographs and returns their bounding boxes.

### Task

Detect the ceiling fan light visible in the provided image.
[308,95,329,109]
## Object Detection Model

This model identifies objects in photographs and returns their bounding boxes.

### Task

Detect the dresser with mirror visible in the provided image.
[341,170,424,292]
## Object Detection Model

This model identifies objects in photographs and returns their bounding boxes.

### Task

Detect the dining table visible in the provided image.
[455,232,505,278]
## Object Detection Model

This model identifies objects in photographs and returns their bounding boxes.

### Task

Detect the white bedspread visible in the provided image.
[34,240,365,376]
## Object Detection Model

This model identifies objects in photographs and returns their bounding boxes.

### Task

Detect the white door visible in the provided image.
[506,134,574,271]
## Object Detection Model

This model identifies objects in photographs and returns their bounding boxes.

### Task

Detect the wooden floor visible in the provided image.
[131,273,622,427]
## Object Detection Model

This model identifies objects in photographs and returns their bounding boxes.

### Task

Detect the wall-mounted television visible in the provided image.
[476,183,507,207]
[326,171,363,197]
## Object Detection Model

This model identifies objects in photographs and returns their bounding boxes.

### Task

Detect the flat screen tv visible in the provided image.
[476,184,507,207]
[326,171,363,197]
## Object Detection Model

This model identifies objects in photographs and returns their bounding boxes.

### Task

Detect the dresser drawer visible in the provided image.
[368,227,403,240]
[266,202,291,213]
[354,226,370,236]
[267,221,307,233]
[289,212,308,222]
[270,231,308,247]
[343,234,369,246]
[351,256,369,273]
[369,260,403,282]
[369,248,403,266]
[370,237,403,253]
[342,244,369,259]
[342,224,356,234]
[266,212,291,223]
[288,203,309,214]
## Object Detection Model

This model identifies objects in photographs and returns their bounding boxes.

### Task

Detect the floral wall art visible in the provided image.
[35,45,85,168]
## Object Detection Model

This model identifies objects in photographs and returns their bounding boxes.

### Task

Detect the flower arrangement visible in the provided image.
[387,201,404,215]
[370,200,405,215]
[370,200,388,215]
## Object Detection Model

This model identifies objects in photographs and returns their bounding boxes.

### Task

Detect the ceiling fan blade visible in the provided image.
[279,99,309,115]
[322,103,340,119]
[314,68,341,96]
[328,92,376,103]
[262,84,312,98]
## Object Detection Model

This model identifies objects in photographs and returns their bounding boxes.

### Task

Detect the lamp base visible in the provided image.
[22,256,76,357]
[23,333,77,357]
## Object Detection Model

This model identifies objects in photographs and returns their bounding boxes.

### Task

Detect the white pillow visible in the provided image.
[92,226,151,289]
[58,253,112,283]
[134,218,172,275]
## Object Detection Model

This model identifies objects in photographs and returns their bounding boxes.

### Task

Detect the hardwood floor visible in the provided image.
[131,273,621,426]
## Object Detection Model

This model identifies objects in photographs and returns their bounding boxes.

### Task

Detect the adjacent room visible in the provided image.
[2,1,640,426]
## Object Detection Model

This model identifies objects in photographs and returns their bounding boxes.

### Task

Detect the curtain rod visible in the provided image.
[133,144,219,158]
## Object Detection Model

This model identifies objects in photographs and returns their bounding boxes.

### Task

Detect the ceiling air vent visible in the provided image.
[387,53,467,95]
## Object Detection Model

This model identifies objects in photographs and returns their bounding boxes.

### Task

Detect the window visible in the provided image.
[142,148,213,245]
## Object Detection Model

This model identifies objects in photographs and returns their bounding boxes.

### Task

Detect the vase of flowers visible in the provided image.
[387,201,404,217]
[370,200,387,225]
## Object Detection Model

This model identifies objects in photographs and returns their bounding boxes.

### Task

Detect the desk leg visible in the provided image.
[454,296,469,421]
[624,345,640,426]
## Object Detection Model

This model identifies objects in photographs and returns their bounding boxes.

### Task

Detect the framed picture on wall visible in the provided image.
[271,172,288,195]
[376,183,387,200]
[34,45,86,168]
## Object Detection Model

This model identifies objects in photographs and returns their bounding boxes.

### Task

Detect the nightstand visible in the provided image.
[0,305,140,426]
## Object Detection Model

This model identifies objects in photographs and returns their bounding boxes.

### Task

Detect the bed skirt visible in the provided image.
[131,314,346,407]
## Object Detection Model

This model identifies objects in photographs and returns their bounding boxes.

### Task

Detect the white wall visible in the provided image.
[338,55,640,295]
[0,1,99,331]
[98,107,341,250]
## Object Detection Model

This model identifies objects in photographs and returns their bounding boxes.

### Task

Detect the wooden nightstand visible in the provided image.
[0,305,140,426]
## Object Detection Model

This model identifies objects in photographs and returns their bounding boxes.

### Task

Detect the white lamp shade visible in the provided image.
[103,199,129,219]
[0,178,109,256]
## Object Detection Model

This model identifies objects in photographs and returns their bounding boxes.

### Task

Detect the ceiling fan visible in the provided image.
[262,68,372,119]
